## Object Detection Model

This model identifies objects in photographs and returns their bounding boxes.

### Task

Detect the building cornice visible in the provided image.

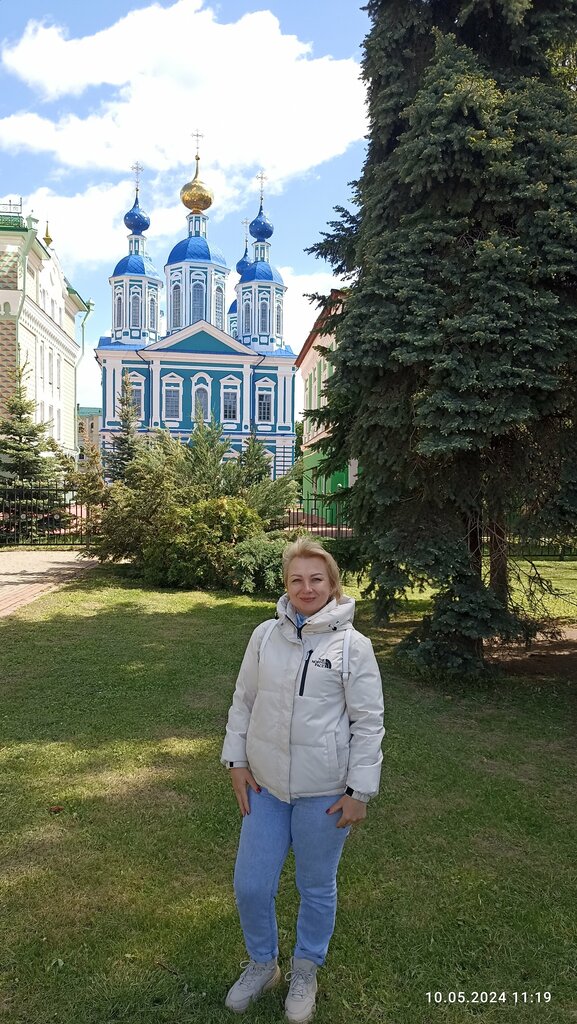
[21,299,80,358]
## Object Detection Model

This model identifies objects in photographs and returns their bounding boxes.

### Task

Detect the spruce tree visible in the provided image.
[310,0,577,673]
[238,433,272,487]
[0,364,60,481]
[105,372,142,482]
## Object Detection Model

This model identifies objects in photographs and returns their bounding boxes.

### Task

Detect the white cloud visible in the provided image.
[0,0,366,186]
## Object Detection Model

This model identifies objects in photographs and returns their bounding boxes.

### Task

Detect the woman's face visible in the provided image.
[286,555,334,616]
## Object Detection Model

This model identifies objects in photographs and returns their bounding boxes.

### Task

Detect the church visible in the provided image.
[96,157,296,478]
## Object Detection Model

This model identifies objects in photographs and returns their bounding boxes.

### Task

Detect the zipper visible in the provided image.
[299,649,313,696]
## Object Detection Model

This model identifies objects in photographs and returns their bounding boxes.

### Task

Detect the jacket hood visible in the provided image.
[276,593,355,633]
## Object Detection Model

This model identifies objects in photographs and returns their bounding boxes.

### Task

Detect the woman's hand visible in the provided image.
[230,767,261,816]
[327,794,367,828]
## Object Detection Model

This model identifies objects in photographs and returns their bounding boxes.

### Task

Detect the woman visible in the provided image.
[221,538,384,1022]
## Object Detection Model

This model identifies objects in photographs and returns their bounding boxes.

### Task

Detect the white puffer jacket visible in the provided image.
[221,594,384,803]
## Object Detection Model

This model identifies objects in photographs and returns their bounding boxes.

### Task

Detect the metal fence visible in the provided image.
[0,483,86,546]
[282,497,352,538]
[1,483,576,555]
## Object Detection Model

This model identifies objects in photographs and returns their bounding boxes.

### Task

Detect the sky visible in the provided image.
[0,0,369,411]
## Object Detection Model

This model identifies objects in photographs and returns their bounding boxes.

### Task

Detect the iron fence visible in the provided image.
[0,482,86,546]
[282,497,352,538]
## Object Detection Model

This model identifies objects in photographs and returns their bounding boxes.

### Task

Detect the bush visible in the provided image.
[143,497,262,589]
[226,533,289,594]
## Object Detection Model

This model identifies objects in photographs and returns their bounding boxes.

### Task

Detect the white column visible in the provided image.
[150,359,160,426]
[105,363,115,423]
[242,365,251,428]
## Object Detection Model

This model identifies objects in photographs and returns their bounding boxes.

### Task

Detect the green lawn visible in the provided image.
[0,565,576,1024]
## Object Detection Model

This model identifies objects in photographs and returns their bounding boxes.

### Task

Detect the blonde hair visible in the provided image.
[282,537,342,600]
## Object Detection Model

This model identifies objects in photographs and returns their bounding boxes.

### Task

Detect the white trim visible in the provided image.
[256,383,274,424]
[192,371,211,421]
[162,371,183,422]
[116,369,145,421]
[220,374,241,423]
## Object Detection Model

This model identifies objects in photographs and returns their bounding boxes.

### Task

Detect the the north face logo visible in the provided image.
[311,658,332,669]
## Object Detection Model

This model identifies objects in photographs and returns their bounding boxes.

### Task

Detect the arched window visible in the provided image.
[243,300,251,335]
[172,283,181,329]
[149,295,157,331]
[130,291,140,328]
[259,299,269,335]
[194,385,209,420]
[276,303,282,337]
[191,281,204,323]
[231,324,238,339]
[215,286,224,330]
[115,295,123,329]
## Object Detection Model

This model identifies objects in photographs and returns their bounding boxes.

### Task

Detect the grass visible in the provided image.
[0,564,576,1024]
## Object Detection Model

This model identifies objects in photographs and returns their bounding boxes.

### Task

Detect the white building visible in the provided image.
[0,200,90,458]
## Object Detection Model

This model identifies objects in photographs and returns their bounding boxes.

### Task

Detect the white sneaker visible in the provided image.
[225,958,281,1013]
[284,957,318,1023]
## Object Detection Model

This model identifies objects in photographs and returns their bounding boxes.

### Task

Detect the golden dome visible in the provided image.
[180,155,213,213]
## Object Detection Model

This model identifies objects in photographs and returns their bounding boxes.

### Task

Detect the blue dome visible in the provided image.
[236,245,251,276]
[166,235,227,267]
[249,202,273,241]
[228,299,238,314]
[239,261,284,285]
[112,253,161,278]
[123,192,150,235]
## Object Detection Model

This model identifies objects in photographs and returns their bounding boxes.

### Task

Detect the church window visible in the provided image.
[56,355,61,391]
[257,389,272,422]
[259,299,269,335]
[56,410,61,440]
[194,385,209,420]
[191,281,204,323]
[132,384,144,419]
[276,303,282,337]
[164,385,180,420]
[215,286,224,330]
[115,295,123,329]
[39,343,44,382]
[243,300,251,335]
[149,295,157,331]
[172,283,182,329]
[131,291,141,328]
[231,323,238,339]
[48,349,54,386]
[223,388,238,421]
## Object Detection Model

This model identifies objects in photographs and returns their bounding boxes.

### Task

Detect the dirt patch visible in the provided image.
[486,625,577,680]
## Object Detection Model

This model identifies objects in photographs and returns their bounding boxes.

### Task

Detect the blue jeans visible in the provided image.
[233,786,350,966]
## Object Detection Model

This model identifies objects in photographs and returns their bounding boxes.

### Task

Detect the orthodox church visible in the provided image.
[96,158,296,478]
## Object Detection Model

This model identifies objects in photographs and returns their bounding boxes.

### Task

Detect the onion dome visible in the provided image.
[166,235,226,267]
[249,202,273,241]
[228,299,237,314]
[124,191,150,235]
[236,244,251,276]
[180,155,213,213]
[112,252,161,279]
[239,261,283,285]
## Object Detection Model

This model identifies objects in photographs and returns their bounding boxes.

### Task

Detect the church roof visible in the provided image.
[239,260,284,285]
[228,299,237,314]
[166,235,227,267]
[112,253,161,279]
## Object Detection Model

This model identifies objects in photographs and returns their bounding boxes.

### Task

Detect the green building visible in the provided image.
[295,291,356,525]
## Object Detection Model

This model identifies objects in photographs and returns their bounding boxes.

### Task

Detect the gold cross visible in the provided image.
[192,129,204,157]
[131,161,144,190]
[257,170,267,202]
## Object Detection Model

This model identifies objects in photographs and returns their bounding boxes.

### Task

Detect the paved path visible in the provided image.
[0,549,98,618]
